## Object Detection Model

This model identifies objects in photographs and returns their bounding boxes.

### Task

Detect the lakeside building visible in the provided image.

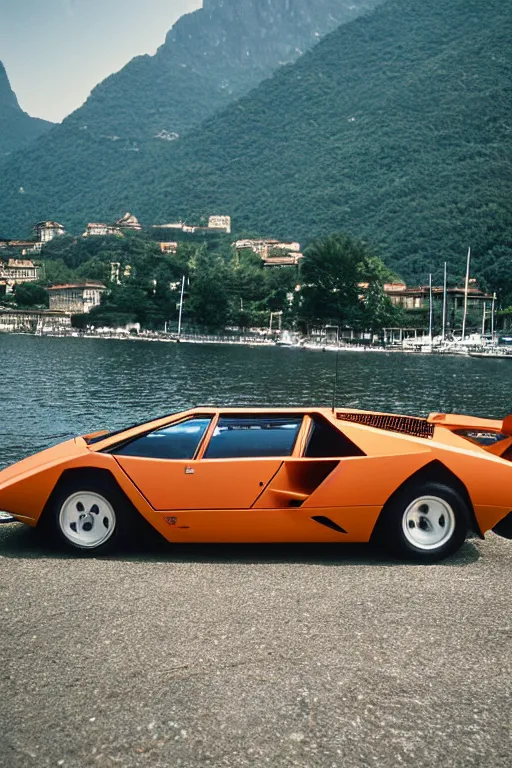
[47,282,106,314]
[0,309,71,334]
[34,221,66,243]
[83,223,123,237]
[382,282,494,312]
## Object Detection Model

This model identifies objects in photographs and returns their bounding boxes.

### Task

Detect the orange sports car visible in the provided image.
[1,407,511,561]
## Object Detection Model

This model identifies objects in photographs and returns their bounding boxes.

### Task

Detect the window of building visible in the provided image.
[113,417,212,460]
[204,415,303,459]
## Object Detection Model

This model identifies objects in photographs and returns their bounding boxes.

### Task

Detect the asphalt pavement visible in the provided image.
[0,524,510,768]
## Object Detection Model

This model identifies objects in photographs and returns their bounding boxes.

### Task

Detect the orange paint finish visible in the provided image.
[114,456,283,510]
[1,406,511,546]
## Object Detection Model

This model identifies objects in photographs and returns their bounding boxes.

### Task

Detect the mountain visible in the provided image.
[0,62,53,156]
[134,0,512,280]
[0,0,381,237]
[2,0,511,284]
[64,0,381,142]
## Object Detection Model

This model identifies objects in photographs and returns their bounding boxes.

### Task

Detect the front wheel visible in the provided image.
[374,481,469,562]
[45,476,135,554]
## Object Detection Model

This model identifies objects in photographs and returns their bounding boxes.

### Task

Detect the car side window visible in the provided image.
[304,415,365,458]
[113,418,212,460]
[204,416,303,459]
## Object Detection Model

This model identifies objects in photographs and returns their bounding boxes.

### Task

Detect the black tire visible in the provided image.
[492,511,512,540]
[373,480,470,563]
[43,473,138,555]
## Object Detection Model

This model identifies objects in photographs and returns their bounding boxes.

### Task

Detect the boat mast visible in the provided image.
[461,247,471,341]
[481,302,486,337]
[441,262,447,341]
[491,292,496,343]
[428,273,433,341]
[177,275,186,338]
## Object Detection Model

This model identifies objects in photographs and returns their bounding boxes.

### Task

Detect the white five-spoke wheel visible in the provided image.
[375,480,469,562]
[59,491,117,549]
[401,495,456,551]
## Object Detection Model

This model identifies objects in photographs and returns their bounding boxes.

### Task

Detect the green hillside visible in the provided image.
[1,0,511,286]
[0,0,380,234]
[0,62,53,157]
[133,0,512,282]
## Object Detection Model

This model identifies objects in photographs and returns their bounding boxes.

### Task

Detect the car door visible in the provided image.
[113,414,288,511]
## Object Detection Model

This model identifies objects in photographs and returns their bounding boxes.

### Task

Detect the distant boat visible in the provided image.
[469,350,512,360]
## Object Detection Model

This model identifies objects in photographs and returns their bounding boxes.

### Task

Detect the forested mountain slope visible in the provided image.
[0,62,53,157]
[132,0,511,280]
[0,0,380,235]
[65,0,380,141]
[2,0,511,284]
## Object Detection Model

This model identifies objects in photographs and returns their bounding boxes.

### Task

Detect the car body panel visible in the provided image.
[1,406,511,544]
[114,456,284,510]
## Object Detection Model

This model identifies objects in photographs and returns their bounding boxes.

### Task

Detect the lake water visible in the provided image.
[2,334,511,469]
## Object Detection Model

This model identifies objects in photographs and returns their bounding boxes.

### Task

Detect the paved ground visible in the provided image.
[0,524,510,768]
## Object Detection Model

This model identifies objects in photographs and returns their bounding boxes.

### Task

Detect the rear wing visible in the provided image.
[428,412,507,432]
[428,412,512,458]
[503,414,512,436]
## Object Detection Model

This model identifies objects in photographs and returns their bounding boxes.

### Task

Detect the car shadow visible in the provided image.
[0,522,481,567]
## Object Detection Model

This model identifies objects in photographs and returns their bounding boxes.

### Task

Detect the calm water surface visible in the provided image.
[2,335,511,468]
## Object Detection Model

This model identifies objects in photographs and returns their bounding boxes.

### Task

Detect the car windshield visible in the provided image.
[83,410,185,445]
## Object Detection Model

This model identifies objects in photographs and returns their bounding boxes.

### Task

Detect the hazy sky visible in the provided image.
[0,0,201,123]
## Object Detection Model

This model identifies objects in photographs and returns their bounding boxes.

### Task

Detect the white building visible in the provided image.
[234,239,302,259]
[34,221,66,243]
[208,215,231,234]
[0,259,41,286]
[83,223,122,237]
[116,212,142,231]
[47,282,106,314]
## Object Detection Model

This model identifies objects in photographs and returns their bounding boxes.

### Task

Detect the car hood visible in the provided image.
[0,437,87,489]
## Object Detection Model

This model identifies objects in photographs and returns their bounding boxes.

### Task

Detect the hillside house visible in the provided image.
[208,215,231,234]
[47,282,106,314]
[160,242,178,254]
[34,221,66,243]
[234,239,301,260]
[0,260,41,293]
[83,223,122,237]
[116,213,142,231]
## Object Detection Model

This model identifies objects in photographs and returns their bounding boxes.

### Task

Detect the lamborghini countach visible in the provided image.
[1,407,511,561]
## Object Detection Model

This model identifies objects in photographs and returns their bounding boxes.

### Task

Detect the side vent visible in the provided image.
[311,516,347,534]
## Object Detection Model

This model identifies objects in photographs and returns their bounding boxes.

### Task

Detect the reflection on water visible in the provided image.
[1,335,511,468]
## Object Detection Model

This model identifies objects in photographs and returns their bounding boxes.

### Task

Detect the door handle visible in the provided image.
[185,466,195,475]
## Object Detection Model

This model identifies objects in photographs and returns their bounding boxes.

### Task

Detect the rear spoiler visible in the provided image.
[428,412,512,435]
[503,414,512,436]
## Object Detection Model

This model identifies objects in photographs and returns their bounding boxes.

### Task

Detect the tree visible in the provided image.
[14,282,49,308]
[300,233,390,330]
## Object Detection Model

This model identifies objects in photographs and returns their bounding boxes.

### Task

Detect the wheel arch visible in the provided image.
[373,459,483,539]
[39,467,132,526]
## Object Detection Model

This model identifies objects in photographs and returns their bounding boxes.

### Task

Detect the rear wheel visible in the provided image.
[375,481,469,562]
[45,475,136,554]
